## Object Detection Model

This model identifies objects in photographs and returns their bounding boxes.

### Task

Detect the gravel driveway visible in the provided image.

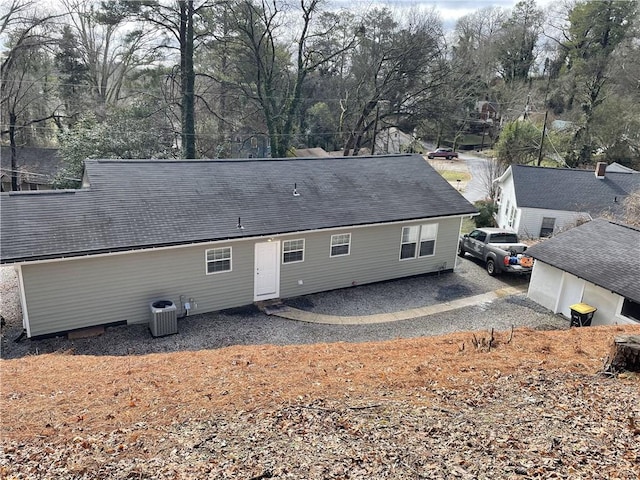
[0,256,567,360]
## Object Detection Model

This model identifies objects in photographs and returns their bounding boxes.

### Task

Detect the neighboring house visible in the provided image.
[0,154,477,338]
[231,134,270,158]
[494,162,640,239]
[0,146,63,191]
[476,100,500,122]
[294,147,331,158]
[526,218,640,326]
[605,162,639,174]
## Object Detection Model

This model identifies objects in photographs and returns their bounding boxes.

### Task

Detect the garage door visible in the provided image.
[556,273,585,318]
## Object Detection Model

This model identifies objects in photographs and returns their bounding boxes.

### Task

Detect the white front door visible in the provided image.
[556,272,585,318]
[254,241,280,301]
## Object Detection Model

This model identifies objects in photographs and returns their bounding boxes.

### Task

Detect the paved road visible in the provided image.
[459,152,491,203]
[420,141,491,204]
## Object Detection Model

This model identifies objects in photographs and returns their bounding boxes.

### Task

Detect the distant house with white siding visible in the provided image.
[494,163,640,239]
[1,154,477,338]
[526,219,640,325]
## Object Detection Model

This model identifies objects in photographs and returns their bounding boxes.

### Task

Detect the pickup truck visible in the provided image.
[458,228,533,276]
[427,148,458,160]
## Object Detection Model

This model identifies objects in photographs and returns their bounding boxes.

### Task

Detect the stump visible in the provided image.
[605,335,640,373]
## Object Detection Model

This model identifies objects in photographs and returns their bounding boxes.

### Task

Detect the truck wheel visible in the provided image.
[486,259,498,276]
[457,244,465,257]
[446,156,452,160]
[428,155,434,159]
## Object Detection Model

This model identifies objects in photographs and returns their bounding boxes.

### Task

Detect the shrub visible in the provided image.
[473,200,497,228]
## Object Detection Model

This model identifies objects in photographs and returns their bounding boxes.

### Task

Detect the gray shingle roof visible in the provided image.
[510,164,640,216]
[1,154,477,263]
[525,219,640,302]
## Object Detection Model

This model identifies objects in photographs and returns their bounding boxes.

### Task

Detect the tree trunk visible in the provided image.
[180,0,196,159]
[9,112,19,191]
[605,335,640,373]
[343,101,377,156]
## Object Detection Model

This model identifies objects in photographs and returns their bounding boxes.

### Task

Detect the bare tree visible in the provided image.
[341,8,447,156]
[475,157,507,202]
[621,189,640,228]
[60,0,157,116]
[453,6,506,87]
[226,0,358,158]
[1,1,62,190]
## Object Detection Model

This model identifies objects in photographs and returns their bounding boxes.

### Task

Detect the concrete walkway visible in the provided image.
[273,285,527,325]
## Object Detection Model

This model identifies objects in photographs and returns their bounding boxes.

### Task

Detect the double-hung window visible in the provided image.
[206,247,232,274]
[330,233,351,257]
[418,224,437,256]
[283,239,305,264]
[400,224,438,260]
[540,217,556,237]
[400,226,419,259]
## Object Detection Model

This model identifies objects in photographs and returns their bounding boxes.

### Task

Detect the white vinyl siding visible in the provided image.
[206,247,232,274]
[518,207,591,239]
[330,233,351,257]
[528,260,637,327]
[283,239,305,264]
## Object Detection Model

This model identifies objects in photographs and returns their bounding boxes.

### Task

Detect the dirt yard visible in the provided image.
[1,324,639,479]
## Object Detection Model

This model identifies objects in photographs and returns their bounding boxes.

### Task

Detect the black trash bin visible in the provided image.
[569,303,596,327]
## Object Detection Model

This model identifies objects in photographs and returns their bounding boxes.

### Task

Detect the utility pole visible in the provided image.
[371,103,380,155]
[537,59,552,166]
[523,94,531,120]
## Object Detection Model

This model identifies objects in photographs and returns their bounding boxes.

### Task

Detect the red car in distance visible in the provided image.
[427,147,458,160]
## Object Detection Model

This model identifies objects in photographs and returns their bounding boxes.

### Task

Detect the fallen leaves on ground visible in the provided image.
[1,325,639,479]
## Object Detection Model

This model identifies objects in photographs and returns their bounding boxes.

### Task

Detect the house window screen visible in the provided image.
[330,234,351,257]
[283,239,305,263]
[206,247,232,274]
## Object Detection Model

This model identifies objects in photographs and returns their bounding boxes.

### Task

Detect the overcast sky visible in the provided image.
[338,0,556,30]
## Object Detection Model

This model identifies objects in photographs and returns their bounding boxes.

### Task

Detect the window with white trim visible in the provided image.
[206,247,232,274]
[283,239,305,263]
[539,217,556,237]
[508,205,516,228]
[400,224,438,260]
[400,226,419,259]
[330,233,351,257]
[419,223,437,256]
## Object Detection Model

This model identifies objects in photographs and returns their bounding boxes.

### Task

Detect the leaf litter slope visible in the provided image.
[1,325,639,479]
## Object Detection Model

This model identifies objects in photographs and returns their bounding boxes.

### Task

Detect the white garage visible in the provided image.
[526,219,640,326]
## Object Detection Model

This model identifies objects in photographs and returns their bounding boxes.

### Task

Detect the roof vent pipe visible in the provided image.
[236,217,244,229]
[595,162,607,179]
[293,183,300,196]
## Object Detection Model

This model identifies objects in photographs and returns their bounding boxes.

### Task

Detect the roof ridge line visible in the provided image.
[4,189,77,196]
[90,154,417,164]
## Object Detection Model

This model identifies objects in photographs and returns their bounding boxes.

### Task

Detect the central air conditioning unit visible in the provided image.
[149,300,178,337]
